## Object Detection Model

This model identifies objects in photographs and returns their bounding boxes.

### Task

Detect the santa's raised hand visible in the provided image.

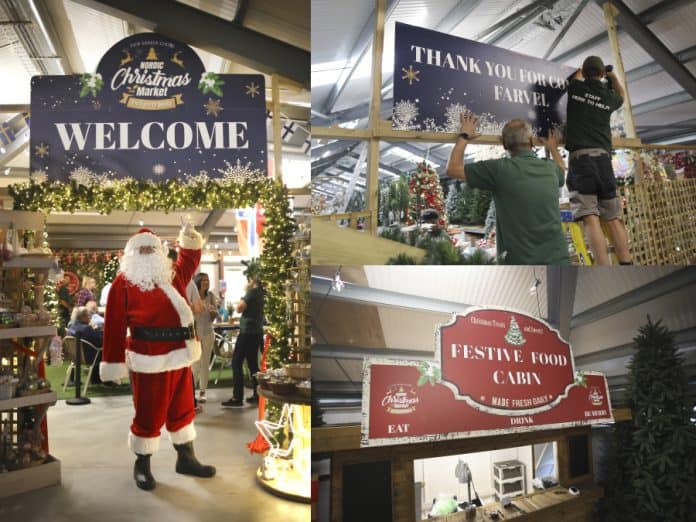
[178,221,203,250]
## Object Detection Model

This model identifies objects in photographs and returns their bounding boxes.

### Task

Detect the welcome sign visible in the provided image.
[392,22,576,136]
[31,33,267,181]
[361,308,613,447]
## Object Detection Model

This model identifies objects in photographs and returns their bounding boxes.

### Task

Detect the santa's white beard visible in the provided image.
[120,250,173,291]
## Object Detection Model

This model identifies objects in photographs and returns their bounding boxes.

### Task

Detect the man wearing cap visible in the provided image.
[100,223,215,491]
[565,56,632,265]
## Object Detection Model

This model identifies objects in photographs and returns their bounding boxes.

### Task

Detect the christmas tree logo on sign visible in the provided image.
[504,316,526,346]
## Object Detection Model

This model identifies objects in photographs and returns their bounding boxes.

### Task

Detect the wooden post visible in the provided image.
[272,74,283,181]
[366,0,386,235]
[602,2,637,138]
[603,1,644,181]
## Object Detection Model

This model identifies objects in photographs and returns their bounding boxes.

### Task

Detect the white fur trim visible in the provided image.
[126,340,201,373]
[129,431,160,455]
[168,422,196,444]
[99,361,129,382]
[123,282,200,373]
[178,228,203,250]
[159,283,194,326]
[125,231,162,254]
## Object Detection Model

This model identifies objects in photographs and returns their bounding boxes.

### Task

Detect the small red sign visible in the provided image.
[361,309,614,447]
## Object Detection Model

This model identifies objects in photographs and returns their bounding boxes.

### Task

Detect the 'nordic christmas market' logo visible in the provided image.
[112,45,190,110]
[588,387,604,406]
[382,384,419,414]
[438,309,576,413]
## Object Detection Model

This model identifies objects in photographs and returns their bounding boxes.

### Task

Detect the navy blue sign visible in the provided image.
[393,22,576,136]
[31,33,267,182]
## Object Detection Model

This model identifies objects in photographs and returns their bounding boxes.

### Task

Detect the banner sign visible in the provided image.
[361,308,613,447]
[393,22,576,136]
[31,33,267,181]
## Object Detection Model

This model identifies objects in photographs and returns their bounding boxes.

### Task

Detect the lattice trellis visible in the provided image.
[619,179,696,265]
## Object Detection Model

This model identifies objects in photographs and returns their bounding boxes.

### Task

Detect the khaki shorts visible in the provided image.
[570,192,621,221]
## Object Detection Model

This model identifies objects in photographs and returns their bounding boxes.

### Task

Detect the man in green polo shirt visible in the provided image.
[446,113,569,265]
[565,55,632,265]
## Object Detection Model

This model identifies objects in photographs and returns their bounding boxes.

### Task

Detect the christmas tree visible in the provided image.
[504,316,526,346]
[625,317,696,521]
[407,162,447,227]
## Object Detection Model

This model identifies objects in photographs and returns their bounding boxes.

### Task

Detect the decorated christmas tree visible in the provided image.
[504,316,526,346]
[407,162,447,227]
[625,318,696,521]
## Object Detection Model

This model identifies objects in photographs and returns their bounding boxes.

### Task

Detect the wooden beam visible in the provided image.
[602,2,638,139]
[312,128,371,140]
[366,0,386,236]
[272,75,283,181]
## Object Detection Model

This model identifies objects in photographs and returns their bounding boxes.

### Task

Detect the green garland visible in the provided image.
[9,178,296,369]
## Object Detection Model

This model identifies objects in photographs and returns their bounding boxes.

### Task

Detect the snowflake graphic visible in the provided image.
[152,163,166,176]
[185,171,210,185]
[422,117,438,132]
[393,99,420,130]
[69,166,98,186]
[30,169,47,183]
[476,112,506,136]
[443,103,470,132]
[216,159,265,184]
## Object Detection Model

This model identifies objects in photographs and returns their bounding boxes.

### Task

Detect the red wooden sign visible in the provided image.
[361,309,613,447]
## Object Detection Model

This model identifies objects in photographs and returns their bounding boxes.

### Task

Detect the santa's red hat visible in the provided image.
[125,227,165,254]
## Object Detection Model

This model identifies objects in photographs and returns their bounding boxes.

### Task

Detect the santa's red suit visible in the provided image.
[99,227,202,456]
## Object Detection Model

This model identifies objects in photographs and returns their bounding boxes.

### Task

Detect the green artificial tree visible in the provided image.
[626,317,696,521]
[389,174,411,224]
[595,422,635,521]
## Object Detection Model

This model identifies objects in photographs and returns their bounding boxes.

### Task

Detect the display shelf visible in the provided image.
[0,325,57,340]
[0,456,61,498]
[258,386,311,406]
[1,256,54,269]
[0,391,57,411]
[0,210,61,496]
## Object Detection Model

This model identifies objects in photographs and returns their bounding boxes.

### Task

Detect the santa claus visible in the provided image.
[99,224,215,490]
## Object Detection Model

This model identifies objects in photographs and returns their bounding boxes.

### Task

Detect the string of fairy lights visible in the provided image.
[9,178,297,369]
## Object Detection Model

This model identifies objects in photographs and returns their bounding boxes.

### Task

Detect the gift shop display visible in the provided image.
[0,210,60,497]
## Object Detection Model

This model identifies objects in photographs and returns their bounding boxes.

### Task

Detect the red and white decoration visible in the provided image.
[361,308,613,447]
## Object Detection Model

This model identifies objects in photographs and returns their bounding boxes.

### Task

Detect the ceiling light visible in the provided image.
[0,147,5,154]
[3,168,10,176]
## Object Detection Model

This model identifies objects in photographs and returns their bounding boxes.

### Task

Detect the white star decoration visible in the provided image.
[255,404,295,458]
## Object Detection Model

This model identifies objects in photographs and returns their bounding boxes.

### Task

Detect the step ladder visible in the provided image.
[561,210,618,265]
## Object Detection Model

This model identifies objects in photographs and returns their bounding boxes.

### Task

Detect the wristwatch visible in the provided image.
[458,132,470,140]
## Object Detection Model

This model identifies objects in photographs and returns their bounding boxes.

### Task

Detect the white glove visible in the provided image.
[178,222,203,250]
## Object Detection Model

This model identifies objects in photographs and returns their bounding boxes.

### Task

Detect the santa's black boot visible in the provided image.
[174,442,216,477]
[133,454,156,490]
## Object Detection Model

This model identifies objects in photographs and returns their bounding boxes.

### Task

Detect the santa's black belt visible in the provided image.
[131,325,196,341]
